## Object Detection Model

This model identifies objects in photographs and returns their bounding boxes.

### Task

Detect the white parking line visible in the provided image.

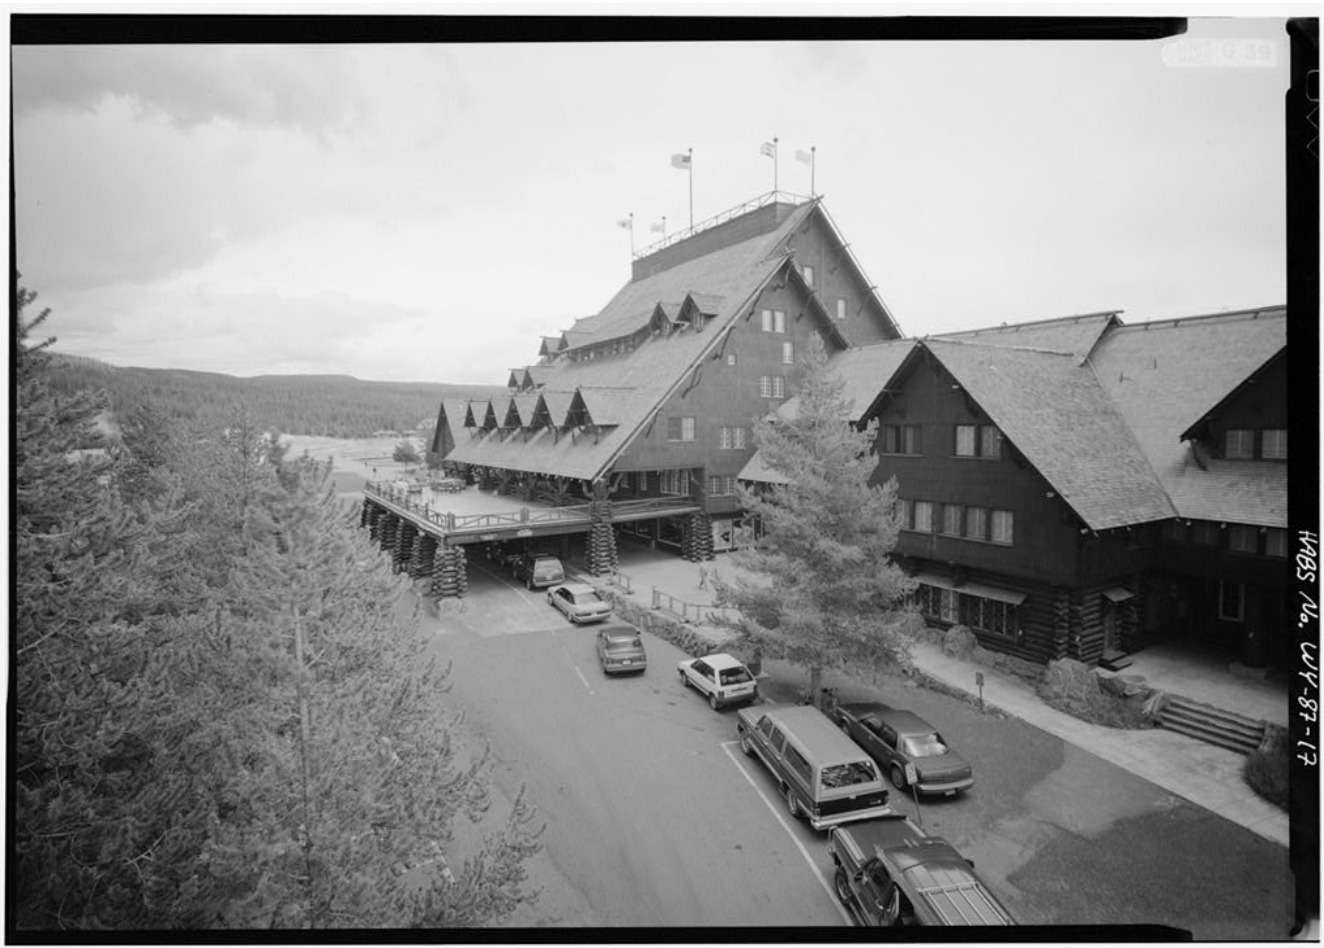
[719,740,853,926]
[574,665,596,696]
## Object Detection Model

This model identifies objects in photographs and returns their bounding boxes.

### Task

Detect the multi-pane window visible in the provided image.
[896,498,912,529]
[1219,581,1244,622]
[719,427,747,450]
[759,376,772,398]
[660,469,690,496]
[955,425,977,457]
[915,583,1018,637]
[941,504,962,536]
[913,501,934,533]
[991,510,1014,545]
[1228,525,1258,554]
[1225,429,1255,459]
[802,264,815,288]
[666,416,696,442]
[726,353,737,366]
[708,475,736,496]
[1266,528,1288,557]
[979,425,1002,459]
[635,472,648,492]
[965,506,987,541]
[765,376,786,398]
[880,425,922,455]
[760,309,786,333]
[1262,429,1287,459]
[836,297,847,320]
[782,341,794,365]
[939,589,958,623]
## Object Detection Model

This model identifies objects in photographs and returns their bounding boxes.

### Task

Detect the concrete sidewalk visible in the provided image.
[595,548,1290,850]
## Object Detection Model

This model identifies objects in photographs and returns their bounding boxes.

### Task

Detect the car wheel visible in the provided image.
[739,731,753,756]
[833,868,856,914]
[708,692,719,711]
[526,578,533,590]
[890,764,907,791]
[785,786,801,819]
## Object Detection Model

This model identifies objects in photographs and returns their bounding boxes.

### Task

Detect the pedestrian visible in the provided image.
[698,561,709,590]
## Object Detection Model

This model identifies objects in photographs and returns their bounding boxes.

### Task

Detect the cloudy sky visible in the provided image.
[13,14,1292,384]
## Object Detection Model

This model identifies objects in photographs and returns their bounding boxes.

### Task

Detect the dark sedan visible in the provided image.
[829,702,974,796]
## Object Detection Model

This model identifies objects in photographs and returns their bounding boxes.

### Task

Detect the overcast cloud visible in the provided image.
[13,17,1291,384]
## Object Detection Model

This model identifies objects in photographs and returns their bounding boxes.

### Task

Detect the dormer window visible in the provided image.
[1225,429,1254,459]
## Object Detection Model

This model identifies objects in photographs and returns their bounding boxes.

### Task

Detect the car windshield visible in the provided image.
[606,638,641,651]
[718,667,752,685]
[902,732,948,758]
[820,761,876,789]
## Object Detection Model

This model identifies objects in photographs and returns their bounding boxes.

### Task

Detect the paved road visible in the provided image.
[421,558,850,927]
[416,559,1295,937]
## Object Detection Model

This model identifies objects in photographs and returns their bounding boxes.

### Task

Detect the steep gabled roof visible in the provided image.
[447,199,834,481]
[923,339,1174,530]
[1179,348,1285,442]
[502,393,539,428]
[1088,306,1287,526]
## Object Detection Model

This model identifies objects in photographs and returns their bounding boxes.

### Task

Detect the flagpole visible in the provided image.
[811,146,816,197]
[629,212,634,255]
[687,147,693,230]
[773,136,779,194]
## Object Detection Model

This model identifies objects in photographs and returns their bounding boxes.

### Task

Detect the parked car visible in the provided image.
[677,653,758,710]
[828,816,1014,926]
[596,625,647,675]
[736,705,893,831]
[828,702,974,796]
[548,583,612,624]
[485,542,522,569]
[511,553,564,590]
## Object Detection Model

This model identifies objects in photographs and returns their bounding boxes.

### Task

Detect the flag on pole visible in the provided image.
[616,217,632,229]
[759,141,777,158]
[670,153,691,169]
[795,149,813,165]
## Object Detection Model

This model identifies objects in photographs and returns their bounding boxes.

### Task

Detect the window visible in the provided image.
[635,472,648,492]
[896,498,912,529]
[758,715,774,739]
[1266,528,1288,557]
[772,376,786,398]
[660,469,690,496]
[759,376,771,398]
[782,341,794,365]
[955,425,977,457]
[979,425,1002,459]
[1228,525,1258,554]
[958,594,1017,636]
[880,425,922,455]
[1225,429,1254,459]
[965,506,987,540]
[836,297,847,320]
[913,501,934,533]
[1192,521,1219,545]
[1219,581,1245,622]
[941,504,962,536]
[708,475,736,496]
[1262,429,1287,459]
[991,510,1014,545]
[666,416,695,442]
[761,309,786,333]
[720,427,747,450]
[770,728,786,754]
[785,745,812,784]
[726,353,737,367]
[939,588,958,623]
[802,264,815,288]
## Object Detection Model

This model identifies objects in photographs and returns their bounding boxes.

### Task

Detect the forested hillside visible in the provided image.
[46,353,506,438]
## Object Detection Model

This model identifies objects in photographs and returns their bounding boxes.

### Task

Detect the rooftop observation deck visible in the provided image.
[363,480,701,545]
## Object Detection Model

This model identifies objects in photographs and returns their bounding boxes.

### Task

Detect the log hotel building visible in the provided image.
[381,192,1287,670]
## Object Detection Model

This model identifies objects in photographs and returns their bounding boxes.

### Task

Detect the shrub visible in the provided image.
[1244,724,1289,811]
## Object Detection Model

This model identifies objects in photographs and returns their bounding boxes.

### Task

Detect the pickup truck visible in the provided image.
[828,816,1014,927]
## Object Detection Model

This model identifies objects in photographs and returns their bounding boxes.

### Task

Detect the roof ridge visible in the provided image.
[936,310,1123,335]
[1112,306,1286,331]
[924,337,1079,358]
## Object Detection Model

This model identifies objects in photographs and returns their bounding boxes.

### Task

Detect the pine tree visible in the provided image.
[713,336,915,704]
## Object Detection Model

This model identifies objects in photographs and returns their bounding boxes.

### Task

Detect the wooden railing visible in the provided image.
[651,587,739,627]
[363,482,699,536]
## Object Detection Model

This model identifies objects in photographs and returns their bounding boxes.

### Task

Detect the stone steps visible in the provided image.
[1157,694,1267,755]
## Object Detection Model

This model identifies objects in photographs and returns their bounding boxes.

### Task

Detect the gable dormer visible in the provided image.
[480,400,500,432]
[462,401,479,430]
